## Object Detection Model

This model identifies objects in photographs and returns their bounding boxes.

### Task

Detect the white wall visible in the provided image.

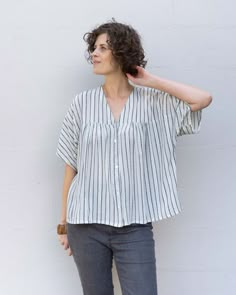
[1,0,235,294]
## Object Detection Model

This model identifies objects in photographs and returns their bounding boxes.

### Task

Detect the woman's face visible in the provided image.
[91,33,120,76]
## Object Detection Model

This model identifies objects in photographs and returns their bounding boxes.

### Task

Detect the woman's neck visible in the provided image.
[103,73,133,100]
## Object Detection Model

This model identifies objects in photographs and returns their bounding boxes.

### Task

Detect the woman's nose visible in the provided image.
[92,48,99,57]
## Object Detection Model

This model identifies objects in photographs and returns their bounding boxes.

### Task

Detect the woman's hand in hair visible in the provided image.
[126,66,155,88]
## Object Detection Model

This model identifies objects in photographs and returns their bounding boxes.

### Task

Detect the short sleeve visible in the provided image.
[56,95,81,170]
[159,91,202,137]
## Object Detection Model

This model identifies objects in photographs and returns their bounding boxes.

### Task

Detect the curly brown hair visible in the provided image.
[83,20,147,76]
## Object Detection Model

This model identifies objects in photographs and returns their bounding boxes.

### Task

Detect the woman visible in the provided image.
[56,20,212,295]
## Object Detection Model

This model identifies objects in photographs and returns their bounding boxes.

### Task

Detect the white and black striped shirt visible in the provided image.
[56,86,202,227]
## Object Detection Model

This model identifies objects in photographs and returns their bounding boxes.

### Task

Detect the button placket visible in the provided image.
[114,123,121,213]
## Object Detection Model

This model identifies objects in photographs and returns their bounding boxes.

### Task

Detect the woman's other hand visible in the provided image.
[58,234,72,256]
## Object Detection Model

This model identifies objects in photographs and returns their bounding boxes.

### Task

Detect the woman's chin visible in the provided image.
[93,69,104,75]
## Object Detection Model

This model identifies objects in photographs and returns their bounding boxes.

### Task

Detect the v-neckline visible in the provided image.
[101,85,134,124]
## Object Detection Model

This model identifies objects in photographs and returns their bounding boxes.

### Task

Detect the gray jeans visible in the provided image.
[67,222,158,295]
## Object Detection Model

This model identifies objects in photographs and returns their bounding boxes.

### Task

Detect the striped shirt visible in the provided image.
[56,86,202,227]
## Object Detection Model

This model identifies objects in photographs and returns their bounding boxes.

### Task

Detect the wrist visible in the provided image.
[60,219,67,225]
[146,74,160,89]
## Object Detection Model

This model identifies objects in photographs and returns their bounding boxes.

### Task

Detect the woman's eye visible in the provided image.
[91,46,108,53]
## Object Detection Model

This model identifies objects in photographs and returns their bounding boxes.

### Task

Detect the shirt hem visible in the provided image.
[66,210,182,227]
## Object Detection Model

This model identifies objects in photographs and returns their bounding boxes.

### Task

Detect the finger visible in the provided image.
[134,65,142,73]
[126,73,135,81]
[63,241,68,250]
[68,248,73,256]
[136,66,146,76]
[137,65,145,71]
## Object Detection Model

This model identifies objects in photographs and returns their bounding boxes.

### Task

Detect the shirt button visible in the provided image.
[114,139,117,143]
[115,165,118,169]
